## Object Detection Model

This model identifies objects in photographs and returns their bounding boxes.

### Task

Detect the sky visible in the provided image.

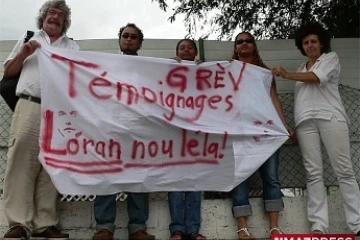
[0,0,218,41]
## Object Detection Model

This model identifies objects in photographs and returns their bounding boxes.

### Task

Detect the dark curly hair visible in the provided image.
[176,39,198,56]
[118,23,144,43]
[294,21,331,56]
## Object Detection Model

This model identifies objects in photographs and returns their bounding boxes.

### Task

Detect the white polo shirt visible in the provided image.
[294,52,349,127]
[5,30,80,98]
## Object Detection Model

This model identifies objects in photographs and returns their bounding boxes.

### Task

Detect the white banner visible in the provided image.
[38,46,288,195]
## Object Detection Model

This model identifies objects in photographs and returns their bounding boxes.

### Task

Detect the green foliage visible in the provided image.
[152,0,360,40]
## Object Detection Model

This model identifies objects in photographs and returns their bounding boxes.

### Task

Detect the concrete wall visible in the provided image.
[1,38,359,91]
[0,193,355,239]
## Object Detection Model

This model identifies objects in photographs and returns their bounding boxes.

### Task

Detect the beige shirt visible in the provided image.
[294,52,349,127]
[5,30,80,98]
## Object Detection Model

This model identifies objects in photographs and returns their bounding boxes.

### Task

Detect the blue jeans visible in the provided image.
[93,193,149,235]
[127,192,150,235]
[94,194,117,233]
[168,191,201,235]
[231,150,284,218]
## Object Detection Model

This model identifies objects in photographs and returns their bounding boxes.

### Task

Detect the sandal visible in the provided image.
[170,231,184,240]
[237,228,255,240]
[270,227,284,237]
[189,232,207,240]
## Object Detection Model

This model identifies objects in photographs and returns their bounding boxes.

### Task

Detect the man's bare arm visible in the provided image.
[4,40,41,78]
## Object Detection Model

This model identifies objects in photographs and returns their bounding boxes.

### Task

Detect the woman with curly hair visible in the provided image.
[272,21,360,235]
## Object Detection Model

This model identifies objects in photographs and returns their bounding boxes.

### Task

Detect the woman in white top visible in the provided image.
[272,21,360,235]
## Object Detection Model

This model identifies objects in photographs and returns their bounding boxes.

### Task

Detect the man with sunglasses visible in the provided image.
[92,23,155,240]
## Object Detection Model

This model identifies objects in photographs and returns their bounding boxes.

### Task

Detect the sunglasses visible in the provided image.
[236,38,255,45]
[121,33,138,40]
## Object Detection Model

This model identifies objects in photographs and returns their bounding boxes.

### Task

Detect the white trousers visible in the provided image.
[297,117,360,233]
[3,99,59,235]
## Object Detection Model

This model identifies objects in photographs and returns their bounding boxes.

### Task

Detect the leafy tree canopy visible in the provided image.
[152,0,360,40]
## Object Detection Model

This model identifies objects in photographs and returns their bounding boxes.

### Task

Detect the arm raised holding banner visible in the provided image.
[3,40,41,78]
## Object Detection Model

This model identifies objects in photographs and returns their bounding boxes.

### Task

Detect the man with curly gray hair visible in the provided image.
[2,0,78,239]
[36,0,72,35]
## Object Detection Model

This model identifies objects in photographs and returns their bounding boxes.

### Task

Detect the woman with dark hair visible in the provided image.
[172,38,202,64]
[230,32,294,239]
[168,39,206,240]
[272,22,360,235]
